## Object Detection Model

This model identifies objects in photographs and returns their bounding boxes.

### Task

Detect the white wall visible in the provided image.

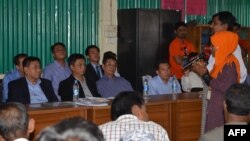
[99,0,118,61]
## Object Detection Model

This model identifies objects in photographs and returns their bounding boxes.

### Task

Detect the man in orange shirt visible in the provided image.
[169,22,196,80]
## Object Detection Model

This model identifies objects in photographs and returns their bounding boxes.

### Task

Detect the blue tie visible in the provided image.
[96,65,102,78]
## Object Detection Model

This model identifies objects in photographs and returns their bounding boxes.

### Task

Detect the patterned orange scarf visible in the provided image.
[210,31,240,82]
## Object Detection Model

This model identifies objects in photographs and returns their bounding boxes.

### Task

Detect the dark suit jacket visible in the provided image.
[85,63,103,95]
[7,77,58,104]
[58,74,100,101]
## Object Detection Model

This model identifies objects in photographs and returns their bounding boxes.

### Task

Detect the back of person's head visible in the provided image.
[111,91,144,120]
[102,53,117,64]
[0,102,31,141]
[23,56,41,68]
[174,22,187,30]
[85,45,99,56]
[212,11,236,31]
[225,83,250,116]
[50,42,66,53]
[13,53,28,65]
[35,117,104,141]
[67,54,86,67]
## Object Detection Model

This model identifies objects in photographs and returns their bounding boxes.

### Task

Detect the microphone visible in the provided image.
[182,53,204,69]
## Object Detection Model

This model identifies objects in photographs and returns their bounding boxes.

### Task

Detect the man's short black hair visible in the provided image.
[212,11,236,31]
[225,83,250,115]
[13,53,28,65]
[111,91,144,120]
[103,51,117,59]
[85,45,100,56]
[155,60,169,70]
[67,53,85,67]
[22,56,40,68]
[102,53,117,64]
[0,102,29,141]
[50,42,66,53]
[35,117,104,141]
[174,22,187,30]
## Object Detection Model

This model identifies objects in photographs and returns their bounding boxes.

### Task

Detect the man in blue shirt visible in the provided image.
[96,54,133,98]
[148,60,181,95]
[2,53,28,102]
[43,42,71,101]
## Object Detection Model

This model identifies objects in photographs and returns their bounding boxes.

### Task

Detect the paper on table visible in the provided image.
[75,97,109,106]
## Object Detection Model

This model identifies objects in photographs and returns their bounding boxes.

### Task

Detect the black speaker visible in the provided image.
[118,9,181,91]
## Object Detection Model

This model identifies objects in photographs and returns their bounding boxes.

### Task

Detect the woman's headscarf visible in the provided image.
[210,31,240,82]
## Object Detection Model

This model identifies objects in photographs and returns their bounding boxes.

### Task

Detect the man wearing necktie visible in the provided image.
[85,45,103,96]
[96,65,103,78]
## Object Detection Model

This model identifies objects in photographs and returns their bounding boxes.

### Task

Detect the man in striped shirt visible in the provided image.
[99,91,170,141]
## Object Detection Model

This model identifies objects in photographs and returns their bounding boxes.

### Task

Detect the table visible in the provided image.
[27,93,202,141]
[27,102,87,139]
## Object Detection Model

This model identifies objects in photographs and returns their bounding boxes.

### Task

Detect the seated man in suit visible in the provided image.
[7,57,58,104]
[59,54,100,101]
[85,45,103,96]
[199,83,250,141]
[99,91,170,141]
[2,53,28,102]
[148,60,181,95]
[96,54,133,98]
[0,102,35,141]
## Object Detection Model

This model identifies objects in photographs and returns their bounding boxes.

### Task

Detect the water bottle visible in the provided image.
[172,75,178,94]
[171,75,178,100]
[143,78,149,97]
[73,80,79,102]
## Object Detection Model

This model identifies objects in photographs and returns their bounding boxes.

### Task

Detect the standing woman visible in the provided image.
[205,31,240,131]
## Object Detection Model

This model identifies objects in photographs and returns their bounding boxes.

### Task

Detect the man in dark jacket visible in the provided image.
[7,56,58,104]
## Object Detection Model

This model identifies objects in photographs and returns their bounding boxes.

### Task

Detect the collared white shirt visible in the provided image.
[99,114,170,141]
[181,71,204,92]
[78,76,93,98]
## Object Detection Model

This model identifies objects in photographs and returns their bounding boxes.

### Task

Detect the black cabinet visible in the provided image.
[117,9,181,91]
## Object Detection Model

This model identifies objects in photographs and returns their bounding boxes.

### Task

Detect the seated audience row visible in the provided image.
[2,43,205,104]
[2,43,134,103]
